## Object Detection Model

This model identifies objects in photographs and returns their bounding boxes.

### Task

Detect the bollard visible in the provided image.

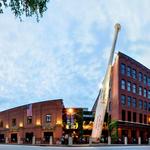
[138,137,141,145]
[124,137,127,145]
[32,136,35,145]
[18,136,20,144]
[68,136,73,145]
[108,136,111,145]
[5,137,9,144]
[49,136,53,145]
[89,137,92,145]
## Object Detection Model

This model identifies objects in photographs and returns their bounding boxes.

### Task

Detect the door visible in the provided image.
[0,134,4,143]
[11,133,17,143]
[25,132,33,143]
[44,132,53,142]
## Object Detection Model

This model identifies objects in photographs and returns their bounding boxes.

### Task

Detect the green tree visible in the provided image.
[108,120,118,143]
[0,0,49,21]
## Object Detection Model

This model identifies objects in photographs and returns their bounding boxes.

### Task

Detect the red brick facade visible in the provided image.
[110,52,150,144]
[0,99,64,144]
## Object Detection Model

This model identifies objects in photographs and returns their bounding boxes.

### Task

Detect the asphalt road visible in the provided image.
[0,145,150,150]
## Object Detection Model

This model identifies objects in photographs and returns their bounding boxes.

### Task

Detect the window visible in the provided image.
[148,77,150,86]
[12,118,16,127]
[0,121,3,128]
[148,90,150,99]
[149,103,150,111]
[27,116,32,124]
[144,89,147,98]
[139,114,143,123]
[46,114,51,123]
[121,63,126,75]
[121,95,126,106]
[139,86,142,96]
[144,115,147,124]
[139,100,143,109]
[132,84,136,93]
[132,98,136,108]
[127,67,131,77]
[132,69,136,79]
[128,111,131,121]
[127,96,131,107]
[127,81,131,92]
[121,80,126,90]
[133,112,136,122]
[144,101,147,111]
[143,75,147,85]
[139,72,142,82]
[122,110,126,121]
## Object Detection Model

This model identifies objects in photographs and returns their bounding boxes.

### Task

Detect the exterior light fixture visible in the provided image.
[6,124,9,129]
[36,120,41,126]
[56,120,62,125]
[148,117,150,123]
[19,122,23,128]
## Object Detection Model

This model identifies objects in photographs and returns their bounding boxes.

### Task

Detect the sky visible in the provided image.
[0,0,150,111]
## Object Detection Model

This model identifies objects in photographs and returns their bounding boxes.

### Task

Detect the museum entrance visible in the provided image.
[11,133,17,143]
[43,132,53,143]
[0,134,5,143]
[25,132,33,143]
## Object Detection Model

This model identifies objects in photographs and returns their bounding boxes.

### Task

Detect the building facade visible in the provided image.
[109,52,150,144]
[0,99,64,144]
[62,108,94,144]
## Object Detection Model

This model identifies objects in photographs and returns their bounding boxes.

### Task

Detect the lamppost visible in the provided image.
[67,108,74,131]
[67,108,74,145]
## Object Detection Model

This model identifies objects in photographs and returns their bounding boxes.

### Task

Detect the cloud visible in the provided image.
[0,0,150,111]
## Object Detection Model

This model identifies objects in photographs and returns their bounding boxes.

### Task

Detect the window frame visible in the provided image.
[46,114,51,123]
[27,116,32,124]
[121,63,126,75]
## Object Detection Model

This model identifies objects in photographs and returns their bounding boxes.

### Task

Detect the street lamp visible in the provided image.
[66,108,74,145]
[67,108,74,130]
[67,108,73,115]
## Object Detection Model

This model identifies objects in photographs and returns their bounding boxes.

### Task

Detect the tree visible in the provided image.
[0,0,49,21]
[108,120,118,143]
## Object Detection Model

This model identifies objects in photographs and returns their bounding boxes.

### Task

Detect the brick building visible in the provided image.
[109,52,150,144]
[0,99,64,144]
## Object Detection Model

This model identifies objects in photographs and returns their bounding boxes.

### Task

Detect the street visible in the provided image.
[0,145,150,150]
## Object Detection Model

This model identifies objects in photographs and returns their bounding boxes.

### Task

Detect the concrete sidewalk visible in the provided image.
[1,143,150,147]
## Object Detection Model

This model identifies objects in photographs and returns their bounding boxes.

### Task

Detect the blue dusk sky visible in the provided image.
[0,0,150,111]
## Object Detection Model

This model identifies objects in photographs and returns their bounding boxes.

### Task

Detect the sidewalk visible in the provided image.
[1,143,150,147]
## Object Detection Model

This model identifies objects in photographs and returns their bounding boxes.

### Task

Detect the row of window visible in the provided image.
[121,63,150,86]
[0,115,51,128]
[121,95,150,111]
[122,109,149,124]
[121,79,150,98]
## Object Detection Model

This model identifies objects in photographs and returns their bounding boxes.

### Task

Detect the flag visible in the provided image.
[27,104,32,116]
